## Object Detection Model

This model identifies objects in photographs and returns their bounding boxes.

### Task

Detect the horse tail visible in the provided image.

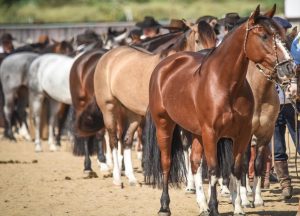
[0,75,5,128]
[217,138,233,184]
[143,110,186,188]
[70,106,98,156]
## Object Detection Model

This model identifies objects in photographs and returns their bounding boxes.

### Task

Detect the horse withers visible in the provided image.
[144,5,295,216]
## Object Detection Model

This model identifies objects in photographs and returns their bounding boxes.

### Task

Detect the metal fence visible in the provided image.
[0,22,136,43]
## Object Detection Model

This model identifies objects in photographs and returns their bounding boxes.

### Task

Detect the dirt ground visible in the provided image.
[0,135,300,216]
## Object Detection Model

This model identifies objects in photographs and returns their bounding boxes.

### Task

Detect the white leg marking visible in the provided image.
[253,176,264,207]
[19,123,31,141]
[117,141,123,170]
[105,132,113,168]
[112,148,122,185]
[185,148,195,193]
[240,186,251,207]
[233,178,245,215]
[194,164,209,214]
[246,174,252,195]
[124,148,137,185]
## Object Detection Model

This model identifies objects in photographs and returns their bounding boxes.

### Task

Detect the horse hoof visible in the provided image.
[129,179,138,186]
[158,210,171,216]
[113,179,123,186]
[185,188,196,194]
[49,145,58,152]
[35,145,43,152]
[83,170,98,179]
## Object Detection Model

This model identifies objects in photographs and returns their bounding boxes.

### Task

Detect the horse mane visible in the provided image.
[130,30,188,56]
[195,15,284,75]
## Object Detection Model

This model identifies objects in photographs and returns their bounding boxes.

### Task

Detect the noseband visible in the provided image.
[243,20,294,86]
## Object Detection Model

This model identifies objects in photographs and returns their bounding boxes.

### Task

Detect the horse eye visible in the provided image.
[196,40,199,44]
[261,34,268,41]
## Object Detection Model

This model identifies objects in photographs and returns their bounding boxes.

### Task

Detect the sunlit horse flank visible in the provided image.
[144,5,295,216]
[94,20,217,186]
[0,40,73,141]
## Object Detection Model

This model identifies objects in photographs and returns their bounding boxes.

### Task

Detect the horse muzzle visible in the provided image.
[277,61,296,82]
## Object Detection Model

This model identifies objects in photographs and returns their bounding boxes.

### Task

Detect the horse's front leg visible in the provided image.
[96,128,110,173]
[232,132,252,215]
[190,135,209,216]
[202,129,220,216]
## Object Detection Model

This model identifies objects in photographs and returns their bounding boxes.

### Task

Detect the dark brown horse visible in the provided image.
[144,5,295,216]
[69,48,108,175]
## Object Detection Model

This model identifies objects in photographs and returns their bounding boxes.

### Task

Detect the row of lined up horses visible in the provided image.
[0,5,299,216]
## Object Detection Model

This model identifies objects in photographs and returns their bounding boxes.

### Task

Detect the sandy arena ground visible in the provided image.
[0,135,300,216]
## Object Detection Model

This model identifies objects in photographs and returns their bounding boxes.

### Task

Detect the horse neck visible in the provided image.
[207,25,249,91]
[247,62,275,102]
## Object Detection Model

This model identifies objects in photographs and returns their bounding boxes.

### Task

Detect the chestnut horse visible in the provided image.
[94,21,217,186]
[144,5,295,216]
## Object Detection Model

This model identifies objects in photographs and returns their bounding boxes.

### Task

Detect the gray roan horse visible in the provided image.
[93,20,217,185]
[0,40,73,141]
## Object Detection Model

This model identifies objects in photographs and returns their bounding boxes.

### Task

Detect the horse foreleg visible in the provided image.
[240,144,252,208]
[201,129,220,216]
[185,147,196,194]
[253,137,268,207]
[191,136,209,216]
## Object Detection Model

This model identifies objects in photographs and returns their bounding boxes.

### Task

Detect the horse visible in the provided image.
[103,27,128,49]
[143,5,295,216]
[69,48,109,175]
[0,40,73,141]
[28,52,74,152]
[93,20,217,186]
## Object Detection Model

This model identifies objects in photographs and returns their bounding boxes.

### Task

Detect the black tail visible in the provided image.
[77,98,105,134]
[69,106,98,156]
[217,138,233,185]
[143,110,186,188]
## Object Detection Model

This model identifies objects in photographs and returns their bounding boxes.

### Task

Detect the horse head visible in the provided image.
[182,19,217,51]
[52,39,74,56]
[244,4,295,85]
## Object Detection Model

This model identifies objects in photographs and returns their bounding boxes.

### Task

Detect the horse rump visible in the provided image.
[143,110,186,188]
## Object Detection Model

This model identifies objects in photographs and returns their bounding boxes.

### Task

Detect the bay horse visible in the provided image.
[0,40,73,141]
[69,48,109,175]
[144,5,295,216]
[94,20,217,186]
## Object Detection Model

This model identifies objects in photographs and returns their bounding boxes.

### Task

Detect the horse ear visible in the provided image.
[263,4,276,18]
[248,5,260,25]
[182,19,194,29]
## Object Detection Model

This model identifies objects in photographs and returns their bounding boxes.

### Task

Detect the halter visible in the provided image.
[243,20,294,86]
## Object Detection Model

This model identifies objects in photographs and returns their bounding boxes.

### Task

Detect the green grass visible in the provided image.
[0,0,284,24]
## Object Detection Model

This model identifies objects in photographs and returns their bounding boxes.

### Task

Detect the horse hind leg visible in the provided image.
[3,92,16,140]
[190,136,209,216]
[96,128,111,173]
[122,112,141,186]
[30,92,44,152]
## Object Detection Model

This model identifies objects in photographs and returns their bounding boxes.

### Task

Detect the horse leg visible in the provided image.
[122,112,140,185]
[48,99,62,152]
[96,128,110,173]
[83,136,92,173]
[155,117,175,216]
[231,133,252,215]
[104,130,113,169]
[240,144,252,208]
[3,92,15,140]
[136,124,143,161]
[202,129,219,216]
[185,147,196,194]
[56,104,69,147]
[30,92,44,152]
[190,136,209,216]
[253,136,269,207]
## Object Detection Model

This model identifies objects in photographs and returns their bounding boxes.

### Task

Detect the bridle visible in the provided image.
[243,20,294,86]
